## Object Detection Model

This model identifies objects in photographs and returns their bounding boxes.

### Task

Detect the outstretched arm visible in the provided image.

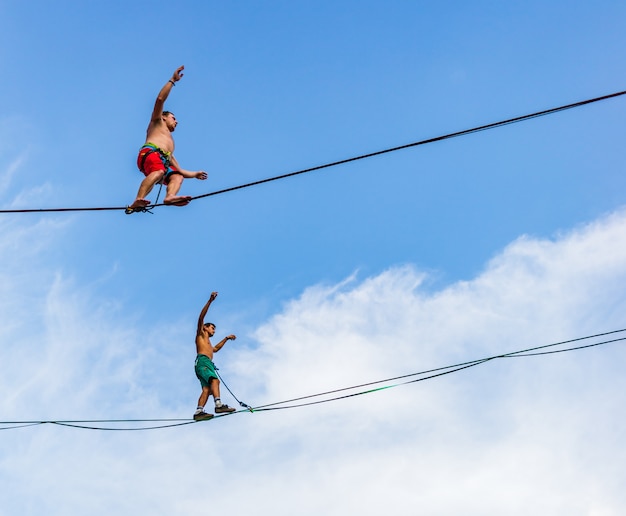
[197,291,218,335]
[169,154,207,180]
[150,65,185,123]
[213,334,236,354]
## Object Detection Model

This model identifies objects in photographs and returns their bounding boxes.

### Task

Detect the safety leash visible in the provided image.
[215,368,253,412]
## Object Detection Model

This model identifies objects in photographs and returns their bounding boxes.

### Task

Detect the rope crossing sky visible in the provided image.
[1,328,623,431]
[1,89,625,215]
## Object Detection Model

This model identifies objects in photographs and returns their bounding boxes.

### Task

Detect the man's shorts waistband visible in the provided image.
[195,354,215,364]
[140,142,171,158]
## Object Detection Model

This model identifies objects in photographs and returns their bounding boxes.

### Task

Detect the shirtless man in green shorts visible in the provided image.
[193,291,237,421]
[127,65,207,212]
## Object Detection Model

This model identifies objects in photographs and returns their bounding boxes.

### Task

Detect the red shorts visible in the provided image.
[137,146,180,185]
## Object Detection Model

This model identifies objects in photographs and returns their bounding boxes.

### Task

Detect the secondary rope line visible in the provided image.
[253,358,496,412]
[0,422,45,431]
[255,334,626,412]
[252,327,626,410]
[502,336,626,357]
[1,328,623,430]
[0,413,241,432]
[50,420,197,431]
[1,89,624,215]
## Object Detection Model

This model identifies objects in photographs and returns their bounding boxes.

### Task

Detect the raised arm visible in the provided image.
[213,334,236,354]
[197,291,218,335]
[150,65,185,123]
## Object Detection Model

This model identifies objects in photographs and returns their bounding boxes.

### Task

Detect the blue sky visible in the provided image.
[1,1,626,514]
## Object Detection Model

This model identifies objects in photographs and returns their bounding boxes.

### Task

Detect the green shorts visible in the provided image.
[195,354,218,388]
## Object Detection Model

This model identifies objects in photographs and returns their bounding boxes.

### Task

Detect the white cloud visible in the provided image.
[1,209,626,515]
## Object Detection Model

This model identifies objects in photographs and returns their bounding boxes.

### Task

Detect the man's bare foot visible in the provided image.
[125,199,151,214]
[164,196,192,207]
[129,199,151,209]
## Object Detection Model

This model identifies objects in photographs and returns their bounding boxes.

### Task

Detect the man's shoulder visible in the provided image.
[147,120,167,134]
[196,329,210,341]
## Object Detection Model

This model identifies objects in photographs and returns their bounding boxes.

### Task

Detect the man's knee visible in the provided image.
[166,172,183,186]
[144,170,165,184]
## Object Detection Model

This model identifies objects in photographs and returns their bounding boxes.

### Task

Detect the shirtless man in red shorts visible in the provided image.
[127,65,207,212]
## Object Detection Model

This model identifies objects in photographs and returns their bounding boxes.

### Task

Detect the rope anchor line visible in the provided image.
[1,89,625,215]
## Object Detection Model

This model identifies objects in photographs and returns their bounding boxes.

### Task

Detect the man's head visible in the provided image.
[162,111,177,132]
[204,322,216,337]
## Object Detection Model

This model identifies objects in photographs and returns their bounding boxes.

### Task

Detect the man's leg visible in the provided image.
[210,378,236,413]
[164,173,192,206]
[209,377,221,402]
[194,386,213,420]
[197,385,210,408]
[130,171,165,208]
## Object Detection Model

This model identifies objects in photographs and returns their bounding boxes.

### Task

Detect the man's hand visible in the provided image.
[210,292,218,301]
[225,335,237,341]
[172,65,185,83]
[195,171,208,180]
